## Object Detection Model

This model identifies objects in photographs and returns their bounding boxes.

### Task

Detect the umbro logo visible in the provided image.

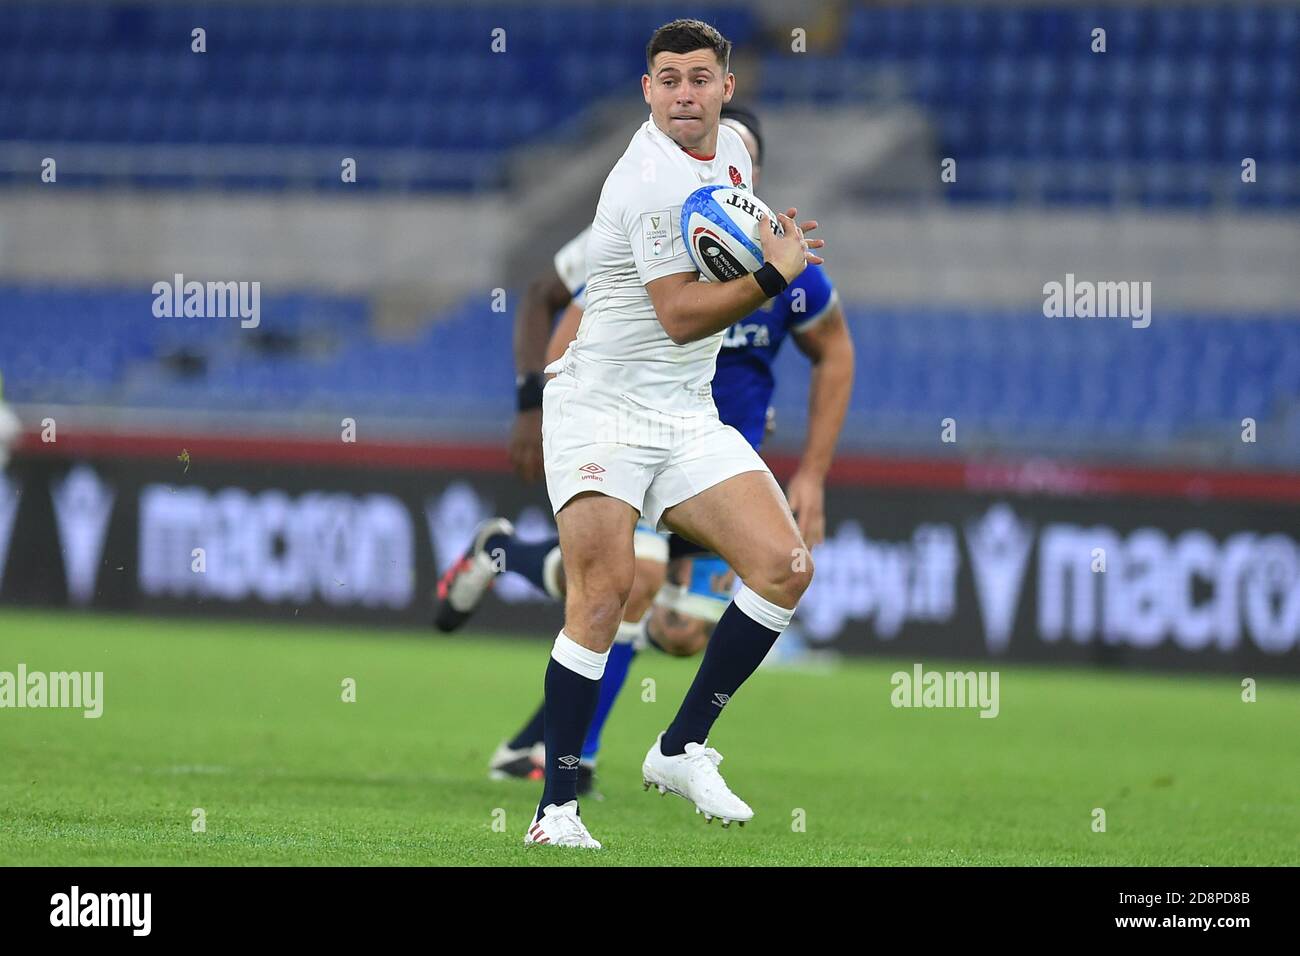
[713,693,730,707]
[558,755,580,768]
[579,462,605,482]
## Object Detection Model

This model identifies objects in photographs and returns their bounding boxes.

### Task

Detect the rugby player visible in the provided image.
[435,105,854,805]
[520,18,825,847]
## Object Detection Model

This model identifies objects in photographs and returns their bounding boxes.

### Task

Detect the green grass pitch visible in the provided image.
[1,608,1297,866]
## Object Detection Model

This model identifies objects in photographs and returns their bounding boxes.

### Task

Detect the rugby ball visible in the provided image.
[681,184,783,283]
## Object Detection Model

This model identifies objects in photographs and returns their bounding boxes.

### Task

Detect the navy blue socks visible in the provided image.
[537,632,608,814]
[486,533,563,598]
[507,701,546,751]
[660,587,794,756]
[580,619,643,761]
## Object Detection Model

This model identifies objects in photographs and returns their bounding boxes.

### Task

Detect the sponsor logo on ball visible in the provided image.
[691,227,746,281]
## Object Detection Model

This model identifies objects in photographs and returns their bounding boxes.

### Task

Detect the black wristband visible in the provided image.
[754,262,789,298]
[516,372,544,412]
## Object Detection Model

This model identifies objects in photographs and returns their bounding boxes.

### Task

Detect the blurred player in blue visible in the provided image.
[435,103,854,798]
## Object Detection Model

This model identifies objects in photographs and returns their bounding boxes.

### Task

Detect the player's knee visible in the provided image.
[574,591,629,640]
[568,566,636,635]
[756,548,814,608]
[786,549,815,603]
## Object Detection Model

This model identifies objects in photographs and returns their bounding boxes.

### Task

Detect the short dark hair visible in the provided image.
[646,19,731,74]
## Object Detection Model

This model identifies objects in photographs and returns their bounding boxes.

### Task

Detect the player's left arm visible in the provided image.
[545,301,584,368]
[787,299,855,548]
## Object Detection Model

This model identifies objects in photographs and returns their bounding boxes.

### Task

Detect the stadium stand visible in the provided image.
[4,284,1298,464]
[1,1,1297,466]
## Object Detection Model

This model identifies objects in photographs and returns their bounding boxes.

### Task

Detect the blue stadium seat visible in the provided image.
[0,1,1290,203]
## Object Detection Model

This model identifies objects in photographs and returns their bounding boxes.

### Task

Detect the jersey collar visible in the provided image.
[647,113,718,163]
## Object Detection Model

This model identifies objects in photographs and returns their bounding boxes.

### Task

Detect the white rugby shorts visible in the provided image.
[542,374,770,532]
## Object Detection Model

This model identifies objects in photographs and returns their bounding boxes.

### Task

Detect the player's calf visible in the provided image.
[572,557,667,781]
[553,526,630,649]
[657,585,801,758]
[494,550,668,790]
[533,492,638,823]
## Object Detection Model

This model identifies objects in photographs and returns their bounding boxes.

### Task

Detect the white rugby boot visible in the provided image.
[641,732,754,827]
[523,800,602,849]
[433,516,514,632]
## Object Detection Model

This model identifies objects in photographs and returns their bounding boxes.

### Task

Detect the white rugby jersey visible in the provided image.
[546,114,754,415]
[552,225,591,298]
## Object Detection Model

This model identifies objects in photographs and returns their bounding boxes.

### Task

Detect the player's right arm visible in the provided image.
[647,210,823,345]
[510,267,572,482]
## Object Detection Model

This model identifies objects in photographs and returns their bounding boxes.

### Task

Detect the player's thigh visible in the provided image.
[660,469,807,590]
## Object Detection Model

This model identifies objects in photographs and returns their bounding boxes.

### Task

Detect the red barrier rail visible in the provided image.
[16,427,1300,504]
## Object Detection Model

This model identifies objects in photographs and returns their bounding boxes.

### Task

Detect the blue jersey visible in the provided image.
[711,262,838,449]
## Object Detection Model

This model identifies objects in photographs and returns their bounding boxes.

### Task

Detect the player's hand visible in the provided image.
[760,208,825,285]
[509,409,544,483]
[786,468,827,549]
[783,207,825,267]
